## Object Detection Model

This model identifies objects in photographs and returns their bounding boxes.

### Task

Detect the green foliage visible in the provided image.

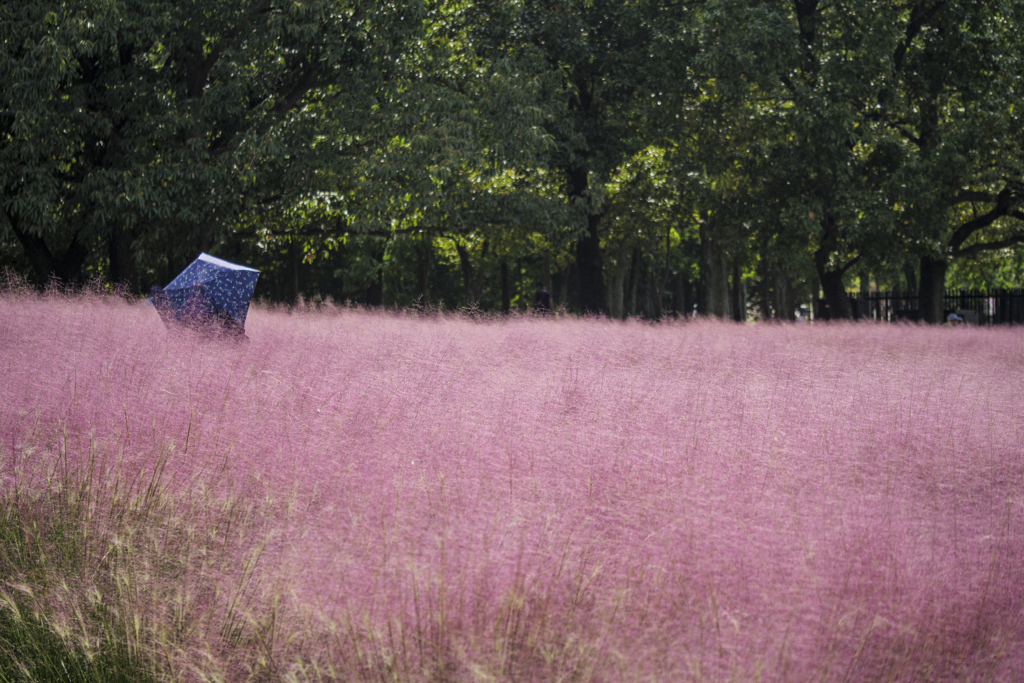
[947,246,1024,291]
[2,0,1023,310]
[667,0,1024,317]
[1,0,425,285]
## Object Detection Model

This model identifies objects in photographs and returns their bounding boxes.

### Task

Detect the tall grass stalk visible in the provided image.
[1,290,1022,681]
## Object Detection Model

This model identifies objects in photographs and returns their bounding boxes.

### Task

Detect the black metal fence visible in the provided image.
[817,289,1024,324]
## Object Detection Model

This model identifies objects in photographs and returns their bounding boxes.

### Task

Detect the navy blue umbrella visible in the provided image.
[149,253,260,334]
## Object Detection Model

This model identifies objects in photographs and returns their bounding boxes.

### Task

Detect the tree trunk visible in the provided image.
[784,272,797,321]
[108,227,139,293]
[608,243,629,319]
[812,211,856,319]
[332,241,345,303]
[471,239,489,304]
[774,265,796,321]
[918,256,947,323]
[627,247,641,316]
[11,222,89,287]
[288,240,300,305]
[516,258,525,310]
[365,239,385,306]
[817,267,852,319]
[647,261,663,320]
[683,278,696,319]
[542,252,553,307]
[730,260,745,322]
[558,262,572,312]
[812,275,823,320]
[670,271,684,317]
[758,258,773,320]
[416,234,431,306]
[13,227,58,286]
[850,267,871,320]
[500,258,511,313]
[903,260,917,293]
[575,213,605,314]
[639,257,652,318]
[456,241,475,306]
[699,219,730,318]
[567,167,606,314]
[663,223,672,316]
[771,263,785,320]
[813,235,853,319]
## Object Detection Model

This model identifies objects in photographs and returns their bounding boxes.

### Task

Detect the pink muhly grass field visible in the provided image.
[1,290,1023,681]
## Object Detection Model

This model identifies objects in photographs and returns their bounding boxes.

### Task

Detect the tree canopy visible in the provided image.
[3,0,1022,321]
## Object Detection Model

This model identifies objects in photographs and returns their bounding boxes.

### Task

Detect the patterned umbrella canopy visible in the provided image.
[150,253,260,330]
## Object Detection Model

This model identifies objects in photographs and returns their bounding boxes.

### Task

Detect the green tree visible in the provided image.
[0,0,423,289]
[691,0,1024,320]
[882,0,1024,320]
[244,0,568,308]
[464,0,700,313]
